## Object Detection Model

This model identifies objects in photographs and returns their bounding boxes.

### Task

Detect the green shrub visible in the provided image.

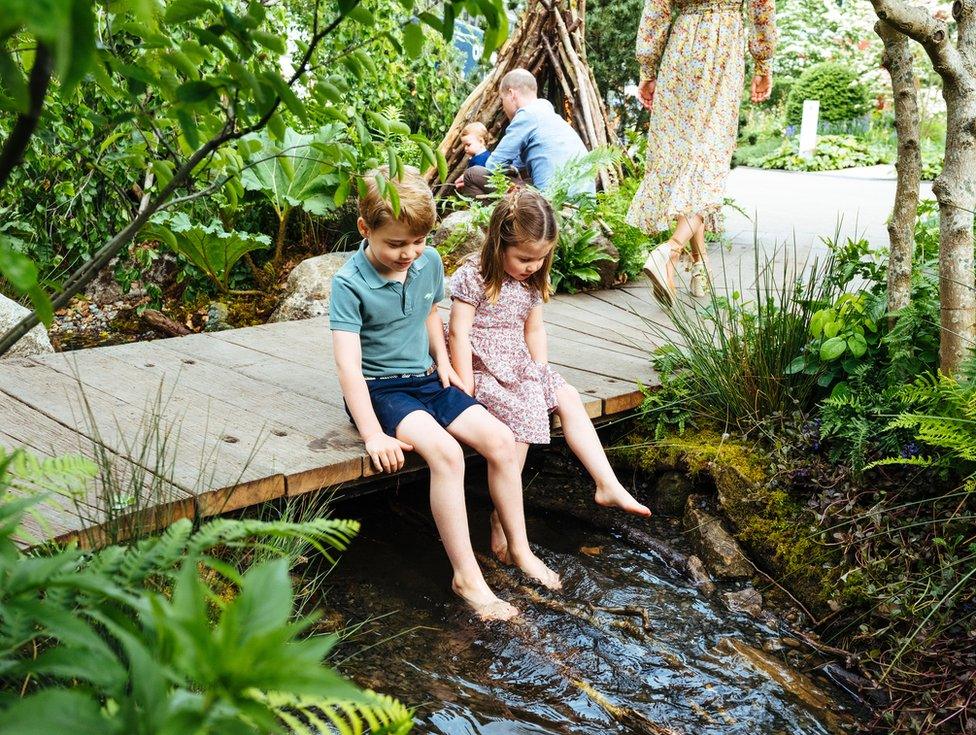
[757,135,887,172]
[785,62,871,126]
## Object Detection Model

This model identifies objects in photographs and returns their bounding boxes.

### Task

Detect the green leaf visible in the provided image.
[263,72,307,123]
[252,30,286,54]
[348,6,375,24]
[334,176,351,206]
[0,242,39,291]
[820,336,847,362]
[0,690,107,735]
[0,50,29,112]
[164,0,218,22]
[176,80,216,103]
[366,111,389,135]
[402,20,424,58]
[435,148,448,181]
[847,332,868,358]
[823,318,840,338]
[27,285,53,327]
[785,355,807,375]
[175,108,200,148]
[809,309,828,338]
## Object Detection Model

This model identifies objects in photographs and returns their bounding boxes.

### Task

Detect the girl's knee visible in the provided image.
[558,383,581,406]
[484,423,516,460]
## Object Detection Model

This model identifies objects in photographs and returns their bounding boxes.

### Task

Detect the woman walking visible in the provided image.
[628,0,776,304]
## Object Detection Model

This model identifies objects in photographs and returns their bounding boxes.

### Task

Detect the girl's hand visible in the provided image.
[750,73,772,103]
[637,79,656,111]
[363,432,413,473]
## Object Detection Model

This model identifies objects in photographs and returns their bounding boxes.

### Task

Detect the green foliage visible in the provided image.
[550,225,611,294]
[594,177,655,281]
[145,212,270,293]
[774,0,882,81]
[756,135,886,172]
[785,62,871,127]
[0,450,413,735]
[584,0,645,129]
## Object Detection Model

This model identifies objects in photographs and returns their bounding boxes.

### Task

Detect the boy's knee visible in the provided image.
[428,435,465,472]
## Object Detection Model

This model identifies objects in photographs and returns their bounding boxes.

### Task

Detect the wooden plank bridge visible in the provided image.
[0,280,686,546]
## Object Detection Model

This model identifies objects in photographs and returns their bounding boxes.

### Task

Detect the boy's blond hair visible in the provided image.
[461,121,489,145]
[358,165,436,235]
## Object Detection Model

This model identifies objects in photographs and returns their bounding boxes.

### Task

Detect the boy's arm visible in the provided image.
[427,306,466,391]
[524,305,548,364]
[332,330,413,473]
[484,112,529,171]
[447,300,477,395]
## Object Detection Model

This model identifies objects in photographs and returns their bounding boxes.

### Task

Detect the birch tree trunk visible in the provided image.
[876,20,920,321]
[870,0,976,373]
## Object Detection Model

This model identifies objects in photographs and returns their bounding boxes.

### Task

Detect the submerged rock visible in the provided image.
[686,554,716,595]
[683,497,752,580]
[0,294,53,358]
[653,471,694,516]
[724,586,764,617]
[270,251,353,323]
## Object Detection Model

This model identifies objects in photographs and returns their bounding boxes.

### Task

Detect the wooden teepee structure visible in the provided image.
[431,0,618,196]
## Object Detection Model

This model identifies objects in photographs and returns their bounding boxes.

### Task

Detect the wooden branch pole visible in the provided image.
[429,0,618,196]
[876,20,921,321]
[871,0,976,373]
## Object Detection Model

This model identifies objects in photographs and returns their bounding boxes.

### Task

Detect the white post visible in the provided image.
[798,100,820,159]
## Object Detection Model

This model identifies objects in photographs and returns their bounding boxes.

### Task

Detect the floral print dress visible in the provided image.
[626,0,777,234]
[449,260,566,444]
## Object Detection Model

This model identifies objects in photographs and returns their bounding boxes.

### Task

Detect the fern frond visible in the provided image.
[254,689,414,735]
[6,452,97,498]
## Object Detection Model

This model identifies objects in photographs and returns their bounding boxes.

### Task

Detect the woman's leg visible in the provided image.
[647,214,704,293]
[490,442,530,564]
[396,410,518,620]
[554,384,651,516]
[447,406,561,590]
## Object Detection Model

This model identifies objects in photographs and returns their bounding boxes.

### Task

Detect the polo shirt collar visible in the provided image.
[353,238,427,289]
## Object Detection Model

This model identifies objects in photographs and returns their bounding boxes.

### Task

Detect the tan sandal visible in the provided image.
[643,241,676,306]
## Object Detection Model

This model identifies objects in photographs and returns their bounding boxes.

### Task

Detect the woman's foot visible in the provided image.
[594,481,652,516]
[510,548,562,590]
[489,510,512,564]
[690,261,709,298]
[643,239,681,306]
[453,575,519,621]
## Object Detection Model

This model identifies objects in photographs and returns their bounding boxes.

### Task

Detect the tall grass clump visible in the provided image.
[642,242,838,435]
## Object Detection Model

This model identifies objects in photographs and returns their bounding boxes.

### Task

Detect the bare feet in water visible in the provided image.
[489,510,512,564]
[511,548,562,590]
[452,576,519,621]
[594,481,652,517]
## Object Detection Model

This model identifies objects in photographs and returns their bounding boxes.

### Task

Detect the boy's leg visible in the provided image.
[447,406,561,590]
[396,410,518,620]
[554,384,651,517]
[490,442,530,564]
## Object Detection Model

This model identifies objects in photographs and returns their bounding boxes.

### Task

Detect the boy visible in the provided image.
[330,166,560,620]
[454,122,490,191]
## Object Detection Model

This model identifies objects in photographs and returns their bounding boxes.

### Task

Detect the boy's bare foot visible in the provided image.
[452,577,519,621]
[595,481,652,517]
[489,510,512,564]
[511,549,562,590]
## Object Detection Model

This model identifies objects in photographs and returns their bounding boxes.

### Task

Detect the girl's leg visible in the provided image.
[490,442,530,564]
[554,384,651,516]
[447,406,561,590]
[396,410,518,620]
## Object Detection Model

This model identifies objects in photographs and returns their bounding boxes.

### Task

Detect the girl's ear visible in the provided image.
[356,217,370,239]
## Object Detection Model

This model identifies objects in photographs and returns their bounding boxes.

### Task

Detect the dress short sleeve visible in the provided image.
[450,260,486,307]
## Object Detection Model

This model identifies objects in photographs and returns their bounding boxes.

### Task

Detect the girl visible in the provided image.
[448,189,651,563]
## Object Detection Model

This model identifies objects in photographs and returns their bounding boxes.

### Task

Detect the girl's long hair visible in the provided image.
[480,187,558,303]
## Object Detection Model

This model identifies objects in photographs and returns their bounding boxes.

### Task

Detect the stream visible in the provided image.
[317,450,862,734]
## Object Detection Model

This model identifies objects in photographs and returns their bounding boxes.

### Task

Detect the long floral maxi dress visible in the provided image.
[626,0,776,235]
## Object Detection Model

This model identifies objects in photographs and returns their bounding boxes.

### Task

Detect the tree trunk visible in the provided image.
[876,20,920,321]
[870,0,976,373]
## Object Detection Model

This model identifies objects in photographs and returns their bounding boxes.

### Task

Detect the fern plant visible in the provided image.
[0,451,413,735]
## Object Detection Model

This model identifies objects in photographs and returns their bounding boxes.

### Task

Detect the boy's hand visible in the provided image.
[364,432,414,473]
[437,362,468,392]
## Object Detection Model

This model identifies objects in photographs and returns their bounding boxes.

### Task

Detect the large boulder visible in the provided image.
[0,294,53,359]
[431,210,486,265]
[270,252,354,323]
[683,496,752,580]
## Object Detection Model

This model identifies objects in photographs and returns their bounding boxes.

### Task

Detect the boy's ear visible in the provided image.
[356,217,370,239]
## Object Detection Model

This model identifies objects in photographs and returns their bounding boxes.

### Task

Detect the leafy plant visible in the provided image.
[550,225,611,294]
[756,135,887,172]
[144,213,270,294]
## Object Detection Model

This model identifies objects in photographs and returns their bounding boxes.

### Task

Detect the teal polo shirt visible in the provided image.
[329,240,444,378]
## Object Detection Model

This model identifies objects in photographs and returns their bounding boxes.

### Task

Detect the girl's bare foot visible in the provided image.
[511,549,562,590]
[595,481,652,517]
[452,576,519,621]
[489,510,512,564]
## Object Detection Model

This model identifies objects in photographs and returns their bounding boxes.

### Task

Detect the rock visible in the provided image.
[269,251,354,323]
[683,496,752,580]
[724,586,764,617]
[431,210,486,262]
[204,302,231,332]
[591,231,620,289]
[653,471,694,516]
[686,554,716,595]
[0,293,53,358]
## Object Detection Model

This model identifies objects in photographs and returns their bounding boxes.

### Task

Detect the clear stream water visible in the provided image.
[319,454,861,735]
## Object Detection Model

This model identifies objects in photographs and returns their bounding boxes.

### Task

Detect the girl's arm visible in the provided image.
[427,305,465,390]
[524,305,548,364]
[447,300,477,395]
[332,330,412,472]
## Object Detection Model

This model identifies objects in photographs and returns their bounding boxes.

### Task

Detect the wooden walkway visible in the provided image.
[0,281,689,546]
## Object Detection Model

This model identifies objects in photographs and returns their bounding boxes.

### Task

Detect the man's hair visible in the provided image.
[358,165,436,235]
[499,68,537,96]
[461,121,489,143]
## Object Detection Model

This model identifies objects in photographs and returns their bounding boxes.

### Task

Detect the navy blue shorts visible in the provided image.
[348,372,481,437]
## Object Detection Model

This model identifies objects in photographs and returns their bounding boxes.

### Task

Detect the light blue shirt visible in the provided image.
[330,240,444,378]
[484,98,595,194]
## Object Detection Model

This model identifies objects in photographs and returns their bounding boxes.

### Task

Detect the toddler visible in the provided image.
[454,122,490,190]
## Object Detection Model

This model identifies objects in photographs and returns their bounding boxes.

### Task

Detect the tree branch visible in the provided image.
[0,44,52,191]
[871,0,970,86]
